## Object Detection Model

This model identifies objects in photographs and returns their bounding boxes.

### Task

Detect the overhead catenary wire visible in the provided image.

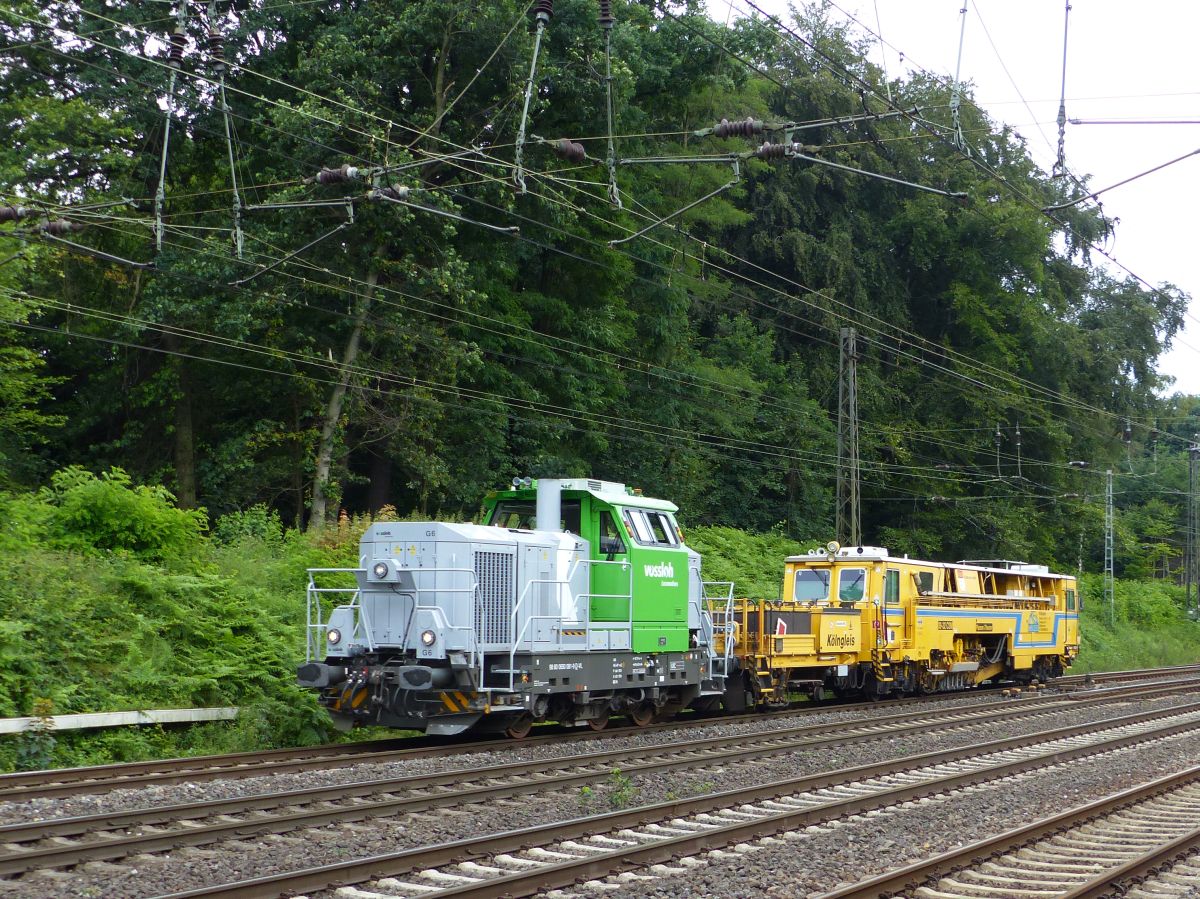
[72,195,1123,494]
[1043,146,1200,212]
[7,46,1060,463]
[2,8,1180,540]
[23,3,1066,433]
[14,196,1065,494]
[2,284,1000,492]
[2,181,1142,511]
[691,0,1195,449]
[9,3,1180,480]
[763,0,1193,345]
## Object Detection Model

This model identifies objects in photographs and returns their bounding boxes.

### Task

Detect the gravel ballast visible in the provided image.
[4,690,1199,898]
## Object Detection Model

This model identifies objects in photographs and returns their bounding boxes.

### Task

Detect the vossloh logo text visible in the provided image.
[644,562,675,578]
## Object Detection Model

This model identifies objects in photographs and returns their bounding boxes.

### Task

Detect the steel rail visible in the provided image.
[1062,821,1200,898]
[0,682,1038,802]
[6,681,1169,868]
[146,704,1200,899]
[6,676,1195,851]
[814,764,1200,898]
[0,685,1139,874]
[3,664,1194,801]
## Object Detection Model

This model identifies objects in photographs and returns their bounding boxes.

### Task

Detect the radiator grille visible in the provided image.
[475,551,515,644]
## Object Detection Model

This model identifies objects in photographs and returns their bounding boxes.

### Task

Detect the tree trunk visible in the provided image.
[430,22,453,142]
[163,331,197,509]
[308,269,378,532]
[366,452,393,515]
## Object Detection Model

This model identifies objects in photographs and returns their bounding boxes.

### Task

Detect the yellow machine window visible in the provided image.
[838,568,867,602]
[1066,588,1076,610]
[884,569,900,605]
[794,568,830,602]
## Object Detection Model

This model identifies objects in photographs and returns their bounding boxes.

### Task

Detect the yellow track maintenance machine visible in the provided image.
[714,543,1080,708]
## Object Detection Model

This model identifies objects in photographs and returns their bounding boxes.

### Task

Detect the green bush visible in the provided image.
[0,467,364,770]
[1072,574,1200,673]
[211,504,285,546]
[687,525,817,598]
[41,467,207,561]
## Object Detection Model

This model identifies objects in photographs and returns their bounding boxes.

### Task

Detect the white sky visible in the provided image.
[725,0,1200,395]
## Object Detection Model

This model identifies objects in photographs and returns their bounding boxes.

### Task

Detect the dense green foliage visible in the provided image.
[686,525,817,599]
[0,483,345,770]
[0,0,1193,569]
[1071,574,1200,674]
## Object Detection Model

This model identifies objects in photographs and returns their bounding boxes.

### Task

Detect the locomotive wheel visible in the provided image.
[504,713,535,740]
[630,701,656,728]
[587,715,609,732]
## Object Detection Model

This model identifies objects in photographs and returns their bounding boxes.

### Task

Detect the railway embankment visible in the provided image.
[2,475,1199,772]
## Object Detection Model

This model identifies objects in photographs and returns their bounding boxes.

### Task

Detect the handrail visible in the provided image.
[701,580,736,678]
[305,568,360,661]
[305,568,373,656]
[505,556,632,690]
[306,565,481,674]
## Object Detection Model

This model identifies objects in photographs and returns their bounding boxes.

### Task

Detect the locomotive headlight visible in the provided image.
[326,628,342,646]
[420,629,437,646]
[372,561,389,579]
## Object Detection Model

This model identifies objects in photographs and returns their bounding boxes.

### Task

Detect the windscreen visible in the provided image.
[794,568,830,602]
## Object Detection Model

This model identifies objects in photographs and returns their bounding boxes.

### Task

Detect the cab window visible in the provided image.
[838,568,867,602]
[621,508,677,546]
[622,509,653,544]
[646,512,677,545]
[598,511,626,555]
[1065,588,1076,611]
[794,568,830,602]
[490,500,581,533]
[884,569,900,605]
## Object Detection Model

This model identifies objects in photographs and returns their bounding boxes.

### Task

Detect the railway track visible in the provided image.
[136,697,1200,898]
[3,682,1176,877]
[1,685,1197,897]
[3,664,1193,803]
[816,764,1200,898]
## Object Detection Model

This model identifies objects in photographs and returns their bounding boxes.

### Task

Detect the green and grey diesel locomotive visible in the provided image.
[297,478,734,737]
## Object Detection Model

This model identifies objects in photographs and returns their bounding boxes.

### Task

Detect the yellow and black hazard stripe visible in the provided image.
[438,690,475,713]
[330,685,370,712]
[561,629,586,636]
